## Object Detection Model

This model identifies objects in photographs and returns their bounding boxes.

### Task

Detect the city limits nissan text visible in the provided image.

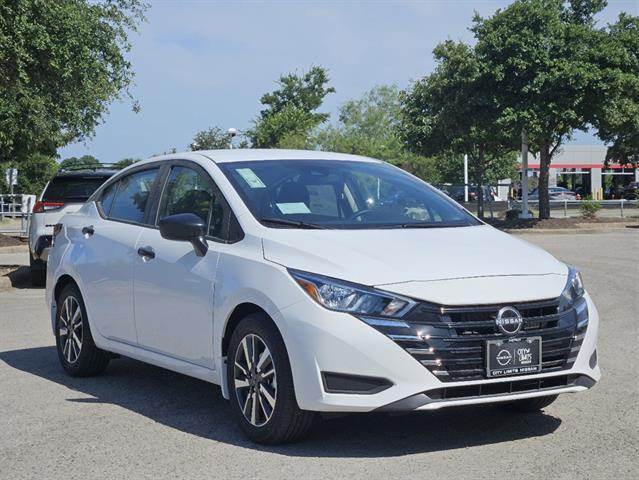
[45,150,599,444]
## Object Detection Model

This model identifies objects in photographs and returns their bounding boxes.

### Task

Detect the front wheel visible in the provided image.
[501,395,558,412]
[227,313,315,444]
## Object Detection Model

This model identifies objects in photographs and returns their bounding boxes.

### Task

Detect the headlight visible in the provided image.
[289,269,415,317]
[559,266,585,311]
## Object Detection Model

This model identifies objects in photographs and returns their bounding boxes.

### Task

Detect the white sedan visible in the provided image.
[46,149,600,443]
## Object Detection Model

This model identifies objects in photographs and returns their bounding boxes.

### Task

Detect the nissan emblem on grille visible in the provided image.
[495,306,524,335]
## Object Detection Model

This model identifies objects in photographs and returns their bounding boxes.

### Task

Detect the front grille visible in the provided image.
[363,297,588,383]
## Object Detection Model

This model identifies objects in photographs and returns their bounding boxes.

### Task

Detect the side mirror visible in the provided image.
[159,213,208,257]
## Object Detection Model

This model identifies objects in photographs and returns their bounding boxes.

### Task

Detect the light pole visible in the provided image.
[463,154,469,203]
[227,128,237,149]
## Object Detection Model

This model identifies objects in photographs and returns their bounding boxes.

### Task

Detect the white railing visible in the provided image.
[508,199,637,218]
[0,194,35,236]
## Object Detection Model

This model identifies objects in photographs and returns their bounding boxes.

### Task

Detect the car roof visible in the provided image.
[140,149,383,166]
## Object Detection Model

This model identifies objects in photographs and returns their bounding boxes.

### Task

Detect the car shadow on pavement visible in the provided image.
[4,266,42,290]
[0,346,562,456]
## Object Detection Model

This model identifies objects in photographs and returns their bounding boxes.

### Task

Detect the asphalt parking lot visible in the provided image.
[1,230,638,480]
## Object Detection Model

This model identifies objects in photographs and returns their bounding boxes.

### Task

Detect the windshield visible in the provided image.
[220,160,481,229]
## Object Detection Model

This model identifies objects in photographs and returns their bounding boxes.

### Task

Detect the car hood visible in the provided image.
[262,224,568,302]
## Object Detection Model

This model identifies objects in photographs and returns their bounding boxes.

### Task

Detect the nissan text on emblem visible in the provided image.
[495,306,524,335]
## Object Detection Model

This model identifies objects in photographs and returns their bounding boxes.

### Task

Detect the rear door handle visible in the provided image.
[82,225,94,236]
[137,246,155,259]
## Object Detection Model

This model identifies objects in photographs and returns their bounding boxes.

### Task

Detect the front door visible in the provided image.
[133,164,222,368]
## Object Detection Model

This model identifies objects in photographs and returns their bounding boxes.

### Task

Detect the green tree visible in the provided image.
[399,41,516,218]
[593,13,639,167]
[316,85,439,181]
[471,0,612,218]
[248,67,335,148]
[59,155,101,170]
[113,158,139,169]
[189,127,234,150]
[0,0,147,163]
[0,153,58,194]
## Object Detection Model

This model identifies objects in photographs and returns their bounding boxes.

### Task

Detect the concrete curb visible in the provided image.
[0,245,28,254]
[506,223,638,235]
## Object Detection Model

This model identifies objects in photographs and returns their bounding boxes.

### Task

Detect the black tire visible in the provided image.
[502,394,558,412]
[29,254,46,287]
[55,283,110,377]
[227,313,315,444]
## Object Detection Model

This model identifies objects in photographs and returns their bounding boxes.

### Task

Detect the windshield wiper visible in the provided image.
[401,222,470,229]
[259,218,328,229]
[376,222,469,229]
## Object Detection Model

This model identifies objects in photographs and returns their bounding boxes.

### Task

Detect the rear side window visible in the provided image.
[99,182,118,216]
[42,176,108,202]
[109,169,160,224]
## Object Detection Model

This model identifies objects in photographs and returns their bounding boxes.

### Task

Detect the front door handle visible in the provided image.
[81,225,94,236]
[137,246,155,259]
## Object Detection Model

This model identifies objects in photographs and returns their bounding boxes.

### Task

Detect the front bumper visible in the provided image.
[276,293,600,412]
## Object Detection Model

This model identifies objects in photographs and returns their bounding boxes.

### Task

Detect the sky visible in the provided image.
[59,0,639,163]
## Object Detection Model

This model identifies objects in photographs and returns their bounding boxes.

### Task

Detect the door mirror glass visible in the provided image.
[159,213,208,256]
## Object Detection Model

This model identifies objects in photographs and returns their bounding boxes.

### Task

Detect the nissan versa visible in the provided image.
[45,150,600,444]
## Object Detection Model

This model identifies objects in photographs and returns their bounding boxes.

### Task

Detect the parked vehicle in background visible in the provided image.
[528,186,577,200]
[46,150,600,444]
[439,185,476,202]
[28,167,115,285]
[623,182,638,200]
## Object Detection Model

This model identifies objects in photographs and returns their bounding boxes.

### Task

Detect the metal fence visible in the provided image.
[454,198,638,219]
[0,194,34,237]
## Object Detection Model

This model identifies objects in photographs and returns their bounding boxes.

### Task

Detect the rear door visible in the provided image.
[133,161,239,368]
[75,166,162,343]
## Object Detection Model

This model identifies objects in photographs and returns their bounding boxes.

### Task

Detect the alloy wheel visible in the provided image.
[59,296,83,364]
[233,333,277,427]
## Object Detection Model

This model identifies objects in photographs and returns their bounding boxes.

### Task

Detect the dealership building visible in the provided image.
[520,144,638,199]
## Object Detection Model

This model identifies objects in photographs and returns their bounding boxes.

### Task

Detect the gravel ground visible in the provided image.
[0,230,637,480]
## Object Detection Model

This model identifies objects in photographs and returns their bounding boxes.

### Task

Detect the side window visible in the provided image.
[99,181,118,216]
[158,165,240,241]
[158,166,214,226]
[109,168,160,224]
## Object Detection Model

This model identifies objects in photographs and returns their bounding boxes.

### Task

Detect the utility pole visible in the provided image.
[519,128,532,219]
[463,154,469,203]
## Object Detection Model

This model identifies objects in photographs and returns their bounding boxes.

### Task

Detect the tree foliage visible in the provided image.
[0,153,58,194]
[248,67,335,148]
[593,12,639,166]
[189,126,247,151]
[0,0,147,163]
[316,85,439,181]
[113,158,139,169]
[399,40,516,217]
[470,0,612,218]
[59,155,101,171]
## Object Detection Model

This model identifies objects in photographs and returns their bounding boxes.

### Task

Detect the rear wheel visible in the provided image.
[502,395,558,412]
[227,313,315,444]
[55,283,110,377]
[29,254,46,287]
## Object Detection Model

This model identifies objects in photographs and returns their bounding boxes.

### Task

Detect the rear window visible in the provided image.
[42,176,110,202]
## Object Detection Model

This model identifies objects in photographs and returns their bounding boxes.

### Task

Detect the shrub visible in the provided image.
[581,196,601,219]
